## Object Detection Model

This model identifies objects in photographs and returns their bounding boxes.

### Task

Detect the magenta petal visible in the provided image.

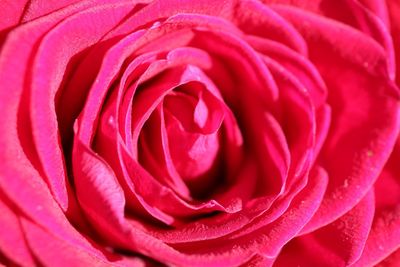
[275,5,400,231]
[235,0,308,55]
[358,0,390,27]
[72,137,132,245]
[142,104,220,196]
[352,139,400,266]
[72,138,185,267]
[27,1,136,213]
[375,249,400,267]
[0,1,28,31]
[243,254,275,267]
[167,166,327,259]
[139,106,192,198]
[98,99,240,222]
[96,121,178,225]
[275,190,374,267]
[148,165,323,245]
[260,0,322,12]
[387,0,400,85]
[164,79,226,134]
[0,155,110,263]
[21,0,87,23]
[264,55,316,190]
[2,0,400,266]
[347,0,395,79]
[21,218,145,267]
[120,141,242,218]
[0,0,87,32]
[0,0,147,216]
[309,190,375,265]
[352,205,400,266]
[110,0,239,36]
[212,159,258,206]
[231,166,328,256]
[0,196,35,267]
[253,112,291,195]
[247,36,327,108]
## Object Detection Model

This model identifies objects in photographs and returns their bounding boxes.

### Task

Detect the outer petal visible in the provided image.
[274,5,400,232]
[20,218,145,267]
[0,195,35,266]
[0,0,27,32]
[169,166,327,260]
[0,1,149,265]
[387,0,400,84]
[263,0,395,78]
[376,249,400,267]
[352,139,400,266]
[27,0,139,215]
[0,0,100,30]
[20,0,85,22]
[274,190,375,267]
[0,0,142,214]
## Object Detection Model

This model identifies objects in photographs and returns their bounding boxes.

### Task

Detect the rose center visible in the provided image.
[138,81,226,199]
[163,85,224,180]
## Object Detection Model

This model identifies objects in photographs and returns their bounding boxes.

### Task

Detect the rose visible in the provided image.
[0,0,399,266]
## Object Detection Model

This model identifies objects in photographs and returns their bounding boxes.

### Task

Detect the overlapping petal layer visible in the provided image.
[0,0,399,266]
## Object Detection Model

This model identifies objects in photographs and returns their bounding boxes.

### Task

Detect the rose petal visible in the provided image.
[0,3,125,258]
[349,0,395,79]
[275,5,400,232]
[143,104,221,197]
[242,254,275,267]
[0,148,111,263]
[233,0,308,55]
[358,0,390,27]
[275,190,375,266]
[139,105,192,198]
[71,138,260,266]
[375,249,400,267]
[21,0,85,23]
[170,166,328,258]
[352,139,400,266]
[21,218,144,267]
[247,36,327,108]
[387,0,400,85]
[247,35,332,166]
[147,164,324,246]
[95,101,241,224]
[0,0,84,33]
[27,0,139,215]
[263,55,316,192]
[0,194,35,267]
[249,111,291,196]
[110,0,239,37]
[89,45,238,222]
[260,0,322,13]
[0,1,27,32]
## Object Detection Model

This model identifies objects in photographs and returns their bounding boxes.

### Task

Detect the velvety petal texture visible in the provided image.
[0,0,399,266]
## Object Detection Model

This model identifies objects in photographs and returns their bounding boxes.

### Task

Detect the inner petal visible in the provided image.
[164,112,220,181]
[163,82,226,181]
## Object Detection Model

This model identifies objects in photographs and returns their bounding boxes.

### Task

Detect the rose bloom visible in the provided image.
[0,0,399,266]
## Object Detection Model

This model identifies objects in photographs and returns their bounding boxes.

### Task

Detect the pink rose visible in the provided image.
[0,0,399,266]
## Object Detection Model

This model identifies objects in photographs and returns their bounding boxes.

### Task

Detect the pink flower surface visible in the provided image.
[0,0,399,266]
